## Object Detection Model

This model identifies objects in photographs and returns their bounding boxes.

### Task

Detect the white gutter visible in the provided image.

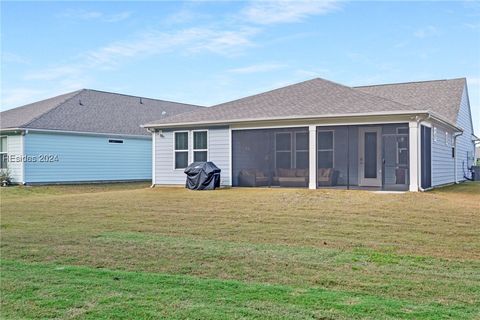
[142,110,462,132]
[0,128,150,139]
[143,110,430,128]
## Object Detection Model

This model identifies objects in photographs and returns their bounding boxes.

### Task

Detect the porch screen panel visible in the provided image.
[382,124,409,190]
[316,124,408,191]
[317,126,355,189]
[232,127,309,187]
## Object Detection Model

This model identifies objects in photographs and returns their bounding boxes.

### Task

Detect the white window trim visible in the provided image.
[0,135,7,169]
[173,131,189,170]
[192,130,209,162]
[433,126,438,143]
[445,132,450,147]
[317,130,335,168]
[274,132,293,168]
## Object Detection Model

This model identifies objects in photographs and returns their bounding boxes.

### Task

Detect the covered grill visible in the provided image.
[184,162,221,190]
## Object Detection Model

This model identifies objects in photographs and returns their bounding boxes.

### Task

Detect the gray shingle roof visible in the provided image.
[355,78,466,124]
[0,89,203,135]
[144,78,417,127]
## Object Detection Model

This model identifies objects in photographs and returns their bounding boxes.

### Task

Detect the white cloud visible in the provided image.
[243,0,340,25]
[295,68,329,78]
[24,65,81,81]
[104,12,132,22]
[228,63,286,74]
[1,52,29,64]
[0,88,43,109]
[414,25,438,38]
[58,9,132,22]
[84,27,258,67]
[23,26,259,83]
[468,77,480,86]
[464,22,480,30]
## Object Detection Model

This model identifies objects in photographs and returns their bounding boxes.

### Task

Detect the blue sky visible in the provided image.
[2,1,479,133]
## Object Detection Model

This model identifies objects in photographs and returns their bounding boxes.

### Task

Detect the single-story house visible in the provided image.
[144,77,477,191]
[0,89,201,184]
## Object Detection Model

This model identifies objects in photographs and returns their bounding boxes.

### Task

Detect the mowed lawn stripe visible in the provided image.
[91,232,479,304]
[1,259,476,320]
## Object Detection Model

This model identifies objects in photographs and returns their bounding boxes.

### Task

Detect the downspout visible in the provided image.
[453,131,463,183]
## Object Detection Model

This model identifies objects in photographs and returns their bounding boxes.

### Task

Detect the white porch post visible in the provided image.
[409,121,419,192]
[309,125,317,189]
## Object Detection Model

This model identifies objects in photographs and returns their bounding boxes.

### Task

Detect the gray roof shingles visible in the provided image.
[0,89,203,135]
[144,77,467,127]
[355,78,466,124]
[2,77,467,132]
[144,78,418,127]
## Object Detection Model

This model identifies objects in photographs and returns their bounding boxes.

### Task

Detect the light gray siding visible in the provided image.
[431,85,476,187]
[154,127,231,186]
[3,134,24,183]
[24,132,151,183]
[431,124,455,186]
[154,130,187,185]
[208,127,231,186]
[455,86,476,181]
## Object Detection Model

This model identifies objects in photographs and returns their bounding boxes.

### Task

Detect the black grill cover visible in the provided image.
[184,162,221,190]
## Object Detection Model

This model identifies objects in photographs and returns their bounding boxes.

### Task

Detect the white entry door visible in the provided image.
[358,127,382,187]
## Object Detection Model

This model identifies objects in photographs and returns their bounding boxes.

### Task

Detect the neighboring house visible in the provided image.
[0,89,202,184]
[144,77,477,191]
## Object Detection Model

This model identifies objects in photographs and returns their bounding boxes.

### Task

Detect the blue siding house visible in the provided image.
[0,89,202,184]
[145,77,477,192]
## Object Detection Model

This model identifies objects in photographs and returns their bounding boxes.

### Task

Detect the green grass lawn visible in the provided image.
[1,182,479,319]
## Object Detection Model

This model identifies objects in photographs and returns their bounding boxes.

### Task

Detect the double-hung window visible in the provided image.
[193,131,208,162]
[295,132,309,169]
[174,132,189,169]
[275,132,292,169]
[317,131,334,168]
[0,136,7,169]
[396,128,408,166]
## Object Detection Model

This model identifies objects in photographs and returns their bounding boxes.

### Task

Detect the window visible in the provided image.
[108,139,123,144]
[317,131,334,168]
[275,132,292,168]
[0,136,7,169]
[396,128,408,166]
[174,132,189,169]
[193,131,208,162]
[295,132,309,169]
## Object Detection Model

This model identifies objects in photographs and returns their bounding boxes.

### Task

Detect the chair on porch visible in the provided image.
[317,168,337,186]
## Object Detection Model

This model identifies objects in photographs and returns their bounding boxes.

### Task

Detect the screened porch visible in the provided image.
[231,123,410,191]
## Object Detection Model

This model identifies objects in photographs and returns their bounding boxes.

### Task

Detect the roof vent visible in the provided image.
[79,99,84,106]
[139,97,143,104]
[161,111,167,116]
